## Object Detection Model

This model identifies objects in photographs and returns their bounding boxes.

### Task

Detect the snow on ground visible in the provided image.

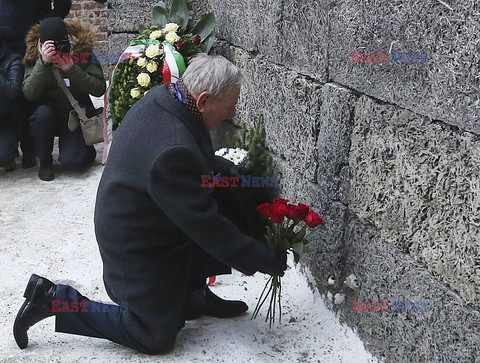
[0,144,377,363]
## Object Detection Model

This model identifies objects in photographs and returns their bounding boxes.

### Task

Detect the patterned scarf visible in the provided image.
[168,79,203,121]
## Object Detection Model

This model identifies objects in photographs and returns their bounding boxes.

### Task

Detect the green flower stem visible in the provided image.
[278,277,282,323]
[266,274,278,328]
[252,275,273,320]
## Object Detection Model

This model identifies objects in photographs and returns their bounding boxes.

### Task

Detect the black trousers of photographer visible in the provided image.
[29,104,96,169]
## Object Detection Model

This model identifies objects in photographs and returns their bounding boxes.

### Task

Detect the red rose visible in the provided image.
[174,40,186,50]
[270,214,285,224]
[286,204,302,220]
[193,34,201,45]
[256,203,271,218]
[270,202,288,224]
[273,198,289,204]
[297,203,310,219]
[304,210,324,228]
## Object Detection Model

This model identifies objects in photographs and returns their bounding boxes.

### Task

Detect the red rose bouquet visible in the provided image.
[252,199,325,327]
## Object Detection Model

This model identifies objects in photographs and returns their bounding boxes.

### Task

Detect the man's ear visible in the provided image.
[196,91,211,112]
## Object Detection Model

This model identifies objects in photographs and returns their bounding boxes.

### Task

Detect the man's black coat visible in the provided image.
[94,84,274,348]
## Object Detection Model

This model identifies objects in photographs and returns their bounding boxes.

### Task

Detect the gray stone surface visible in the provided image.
[201,0,284,58]
[214,44,322,182]
[203,0,328,80]
[108,0,160,33]
[317,83,358,205]
[334,214,480,363]
[329,0,479,133]
[349,95,480,309]
[100,33,137,77]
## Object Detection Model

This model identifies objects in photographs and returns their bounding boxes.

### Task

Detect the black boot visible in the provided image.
[22,153,37,169]
[186,286,248,320]
[13,274,57,349]
[38,158,54,181]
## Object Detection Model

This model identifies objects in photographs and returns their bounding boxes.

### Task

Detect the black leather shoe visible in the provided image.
[38,159,54,181]
[13,274,57,349]
[186,286,248,320]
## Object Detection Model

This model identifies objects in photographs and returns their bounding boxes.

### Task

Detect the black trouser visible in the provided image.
[54,241,233,354]
[29,104,96,169]
[0,125,19,165]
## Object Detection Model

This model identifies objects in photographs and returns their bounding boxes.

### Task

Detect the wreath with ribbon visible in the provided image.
[107,0,216,132]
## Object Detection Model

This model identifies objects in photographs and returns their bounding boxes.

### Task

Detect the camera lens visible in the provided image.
[55,40,71,54]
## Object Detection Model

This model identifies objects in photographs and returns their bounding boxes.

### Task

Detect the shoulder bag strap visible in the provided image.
[52,67,88,122]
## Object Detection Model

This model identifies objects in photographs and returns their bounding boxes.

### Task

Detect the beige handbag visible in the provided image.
[53,68,104,146]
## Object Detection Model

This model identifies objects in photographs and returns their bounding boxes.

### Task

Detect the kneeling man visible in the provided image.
[13,54,286,354]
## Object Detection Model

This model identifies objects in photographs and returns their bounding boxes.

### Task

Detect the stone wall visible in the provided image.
[107,1,480,362]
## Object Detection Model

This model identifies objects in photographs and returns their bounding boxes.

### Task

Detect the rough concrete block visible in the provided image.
[108,0,159,33]
[329,214,480,363]
[280,0,328,80]
[203,0,284,57]
[273,158,348,288]
[102,33,137,77]
[215,44,323,181]
[349,95,480,308]
[329,0,479,133]
[317,83,358,204]
[204,0,328,80]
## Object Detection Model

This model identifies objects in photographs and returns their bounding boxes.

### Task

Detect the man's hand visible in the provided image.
[259,250,287,276]
[41,41,56,64]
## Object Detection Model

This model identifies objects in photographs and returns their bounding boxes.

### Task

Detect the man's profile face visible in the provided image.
[201,86,241,130]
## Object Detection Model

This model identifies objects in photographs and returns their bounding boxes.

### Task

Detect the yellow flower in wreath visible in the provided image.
[146,62,158,73]
[145,44,163,58]
[136,57,148,67]
[163,23,179,32]
[130,88,142,98]
[165,31,180,44]
[149,30,163,40]
[137,73,151,87]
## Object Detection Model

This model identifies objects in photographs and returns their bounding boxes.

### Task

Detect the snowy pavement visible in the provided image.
[0,144,377,363]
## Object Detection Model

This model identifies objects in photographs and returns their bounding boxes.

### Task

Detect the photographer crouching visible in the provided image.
[22,17,106,181]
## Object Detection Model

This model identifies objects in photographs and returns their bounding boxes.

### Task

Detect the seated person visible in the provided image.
[0,40,24,171]
[22,17,106,181]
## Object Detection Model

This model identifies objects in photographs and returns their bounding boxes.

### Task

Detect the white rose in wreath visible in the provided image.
[136,57,147,67]
[145,44,163,58]
[165,31,180,44]
[137,73,151,87]
[146,62,158,73]
[163,23,179,33]
[130,88,142,98]
[149,30,163,40]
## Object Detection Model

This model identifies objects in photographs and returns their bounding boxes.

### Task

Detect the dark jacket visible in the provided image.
[0,0,71,53]
[94,84,275,351]
[22,21,105,115]
[0,44,24,127]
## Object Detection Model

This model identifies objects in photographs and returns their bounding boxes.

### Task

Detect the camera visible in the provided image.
[54,40,71,54]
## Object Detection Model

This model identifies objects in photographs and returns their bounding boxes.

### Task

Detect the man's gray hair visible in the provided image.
[182,54,243,98]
